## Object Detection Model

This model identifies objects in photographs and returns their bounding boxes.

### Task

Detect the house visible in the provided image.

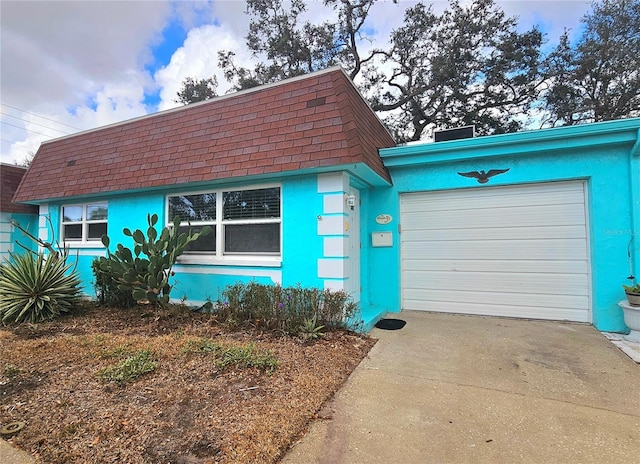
[1,163,39,260]
[12,66,640,333]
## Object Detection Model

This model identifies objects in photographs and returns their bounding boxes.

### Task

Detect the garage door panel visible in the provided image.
[402,188,585,214]
[402,258,586,274]
[402,299,589,322]
[402,225,587,241]
[402,238,589,261]
[402,204,586,230]
[400,181,590,322]
[402,270,589,296]
[404,288,589,311]
[402,182,584,210]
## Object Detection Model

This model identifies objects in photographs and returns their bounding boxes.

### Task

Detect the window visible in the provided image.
[62,203,108,243]
[167,186,281,262]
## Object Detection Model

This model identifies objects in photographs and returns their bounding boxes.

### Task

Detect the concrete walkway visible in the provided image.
[0,438,34,464]
[282,311,640,464]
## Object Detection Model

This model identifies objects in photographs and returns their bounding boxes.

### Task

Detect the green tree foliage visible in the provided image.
[218,0,382,90]
[543,0,640,125]
[175,76,218,105]
[363,0,544,141]
[215,0,543,141]
[181,0,638,138]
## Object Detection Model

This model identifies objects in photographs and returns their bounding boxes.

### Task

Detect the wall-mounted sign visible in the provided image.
[375,214,393,225]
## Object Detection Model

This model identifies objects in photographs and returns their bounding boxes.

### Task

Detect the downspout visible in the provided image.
[629,128,640,283]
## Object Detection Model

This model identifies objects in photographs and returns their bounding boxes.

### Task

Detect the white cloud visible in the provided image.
[155,23,254,111]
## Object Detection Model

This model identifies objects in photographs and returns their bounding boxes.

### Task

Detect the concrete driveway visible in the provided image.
[282,311,640,464]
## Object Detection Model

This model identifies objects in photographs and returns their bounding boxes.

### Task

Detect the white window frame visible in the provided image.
[167,184,282,267]
[61,202,108,247]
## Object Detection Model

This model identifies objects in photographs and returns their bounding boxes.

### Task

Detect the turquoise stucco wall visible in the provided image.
[364,118,640,333]
[51,177,326,305]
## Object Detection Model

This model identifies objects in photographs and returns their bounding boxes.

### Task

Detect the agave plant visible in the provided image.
[0,252,82,324]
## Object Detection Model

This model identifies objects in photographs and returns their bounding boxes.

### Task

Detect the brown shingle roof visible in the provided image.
[14,67,393,203]
[1,164,38,213]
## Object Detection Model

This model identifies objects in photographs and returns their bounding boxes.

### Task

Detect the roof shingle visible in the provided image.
[1,164,38,214]
[14,67,394,203]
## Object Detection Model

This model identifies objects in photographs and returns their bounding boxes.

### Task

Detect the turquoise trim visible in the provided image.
[381,118,640,167]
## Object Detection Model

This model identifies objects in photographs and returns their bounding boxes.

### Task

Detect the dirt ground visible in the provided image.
[0,304,375,463]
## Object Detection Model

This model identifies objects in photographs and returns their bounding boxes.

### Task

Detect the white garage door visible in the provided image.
[400,181,590,322]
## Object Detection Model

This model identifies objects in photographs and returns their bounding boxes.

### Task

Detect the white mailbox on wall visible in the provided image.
[371,231,393,247]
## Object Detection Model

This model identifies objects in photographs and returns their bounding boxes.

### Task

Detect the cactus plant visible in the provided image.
[96,213,210,307]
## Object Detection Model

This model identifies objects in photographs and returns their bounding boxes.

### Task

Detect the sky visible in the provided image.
[0,0,593,165]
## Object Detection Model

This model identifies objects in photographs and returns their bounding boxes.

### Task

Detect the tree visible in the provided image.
[543,0,640,126]
[362,0,545,141]
[218,0,383,90]
[175,76,218,105]
[184,0,547,141]
[16,151,35,167]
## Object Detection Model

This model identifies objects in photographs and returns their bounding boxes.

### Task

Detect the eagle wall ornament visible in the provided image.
[457,168,510,184]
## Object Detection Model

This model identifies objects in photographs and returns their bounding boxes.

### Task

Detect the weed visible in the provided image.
[3,364,22,379]
[98,344,133,359]
[182,337,220,355]
[182,338,278,373]
[216,343,279,374]
[97,350,158,385]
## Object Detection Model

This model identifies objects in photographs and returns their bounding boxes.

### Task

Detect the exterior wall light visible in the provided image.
[346,193,356,210]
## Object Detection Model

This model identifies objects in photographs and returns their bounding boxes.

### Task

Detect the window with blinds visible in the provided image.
[167,185,281,259]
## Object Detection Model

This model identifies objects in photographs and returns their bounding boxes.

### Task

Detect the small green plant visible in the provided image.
[3,364,22,379]
[215,343,279,373]
[182,338,278,373]
[97,350,158,385]
[96,213,210,307]
[623,283,640,293]
[98,344,133,359]
[182,337,220,355]
[298,317,325,341]
[0,251,82,324]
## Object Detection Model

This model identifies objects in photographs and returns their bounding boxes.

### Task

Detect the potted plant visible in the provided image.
[620,281,640,341]
[623,283,640,307]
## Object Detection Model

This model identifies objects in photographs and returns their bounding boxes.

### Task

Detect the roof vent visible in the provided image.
[434,125,475,142]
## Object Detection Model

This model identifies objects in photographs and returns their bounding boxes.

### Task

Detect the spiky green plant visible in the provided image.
[0,252,82,324]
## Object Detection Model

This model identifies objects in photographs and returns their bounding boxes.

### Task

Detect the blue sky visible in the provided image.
[0,0,592,165]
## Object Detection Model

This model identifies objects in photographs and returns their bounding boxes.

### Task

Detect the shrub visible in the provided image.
[0,252,82,324]
[91,258,136,308]
[214,282,361,335]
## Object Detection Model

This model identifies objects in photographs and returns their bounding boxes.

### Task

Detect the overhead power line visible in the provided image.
[0,103,83,130]
[1,121,64,139]
[0,111,71,135]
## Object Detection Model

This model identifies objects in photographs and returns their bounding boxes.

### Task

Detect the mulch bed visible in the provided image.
[0,304,375,463]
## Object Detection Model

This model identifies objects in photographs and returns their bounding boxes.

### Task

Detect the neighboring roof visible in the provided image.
[1,164,38,214]
[14,67,394,204]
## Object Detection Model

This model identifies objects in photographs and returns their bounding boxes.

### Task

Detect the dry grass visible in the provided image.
[0,303,375,463]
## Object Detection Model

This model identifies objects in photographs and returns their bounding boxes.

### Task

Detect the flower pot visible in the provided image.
[625,291,640,307]
[619,300,640,342]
